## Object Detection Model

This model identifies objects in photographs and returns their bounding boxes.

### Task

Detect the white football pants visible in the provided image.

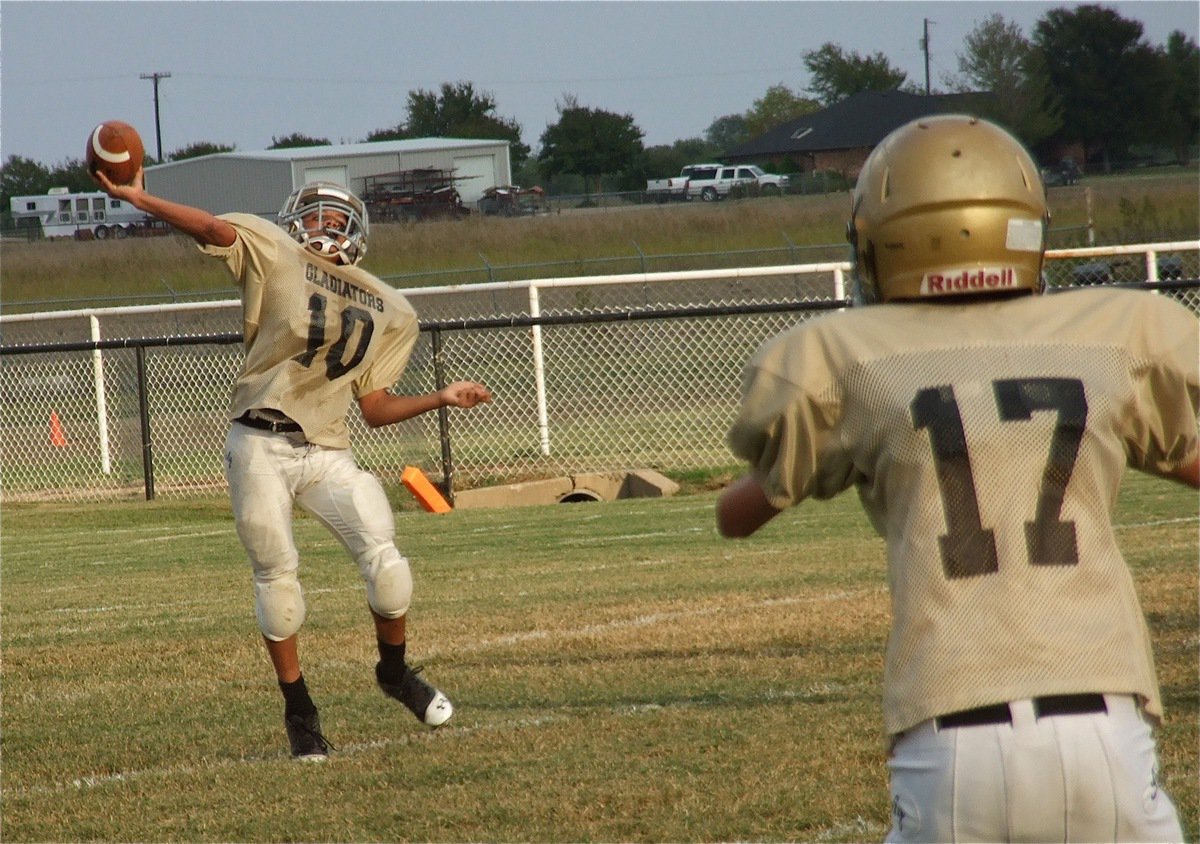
[885,694,1183,843]
[223,423,411,638]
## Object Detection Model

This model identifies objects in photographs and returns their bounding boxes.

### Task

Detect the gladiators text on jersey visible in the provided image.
[305,261,385,312]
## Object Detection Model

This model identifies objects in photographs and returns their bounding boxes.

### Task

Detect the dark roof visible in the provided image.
[724,90,993,160]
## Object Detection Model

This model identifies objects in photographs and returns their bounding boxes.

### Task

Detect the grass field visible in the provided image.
[2,472,1196,842]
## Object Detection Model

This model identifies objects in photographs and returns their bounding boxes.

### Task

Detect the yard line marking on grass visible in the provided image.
[13,685,871,800]
[47,603,131,614]
[129,529,230,544]
[11,607,226,642]
[52,615,221,637]
[3,528,232,562]
[21,564,878,639]
[813,816,890,841]
[437,555,677,588]
[89,525,207,537]
[6,711,583,798]
[44,596,215,615]
[561,526,707,545]
[1114,516,1198,529]
[420,587,882,659]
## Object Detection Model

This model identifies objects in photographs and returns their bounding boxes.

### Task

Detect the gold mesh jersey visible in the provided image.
[727,287,1199,735]
[201,213,419,449]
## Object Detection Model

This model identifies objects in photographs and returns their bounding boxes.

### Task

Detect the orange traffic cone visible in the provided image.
[49,411,68,447]
[401,466,451,513]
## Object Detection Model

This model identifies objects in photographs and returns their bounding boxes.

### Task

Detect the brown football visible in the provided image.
[85,120,145,186]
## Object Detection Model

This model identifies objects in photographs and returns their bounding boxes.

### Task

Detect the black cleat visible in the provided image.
[285,710,333,761]
[376,663,454,727]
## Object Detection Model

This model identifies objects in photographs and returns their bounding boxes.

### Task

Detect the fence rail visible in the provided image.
[2,241,1196,504]
[0,208,1113,314]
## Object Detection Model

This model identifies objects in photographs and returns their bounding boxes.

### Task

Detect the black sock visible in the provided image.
[377,640,407,681]
[280,675,316,718]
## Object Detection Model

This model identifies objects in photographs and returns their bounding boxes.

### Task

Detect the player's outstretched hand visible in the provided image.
[92,166,145,202]
[440,381,492,409]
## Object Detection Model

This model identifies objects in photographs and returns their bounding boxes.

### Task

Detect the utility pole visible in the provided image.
[919,19,932,96]
[140,71,172,162]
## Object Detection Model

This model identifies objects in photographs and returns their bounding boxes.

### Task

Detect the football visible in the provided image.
[85,120,145,186]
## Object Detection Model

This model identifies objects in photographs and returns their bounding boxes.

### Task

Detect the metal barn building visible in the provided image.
[143,137,512,216]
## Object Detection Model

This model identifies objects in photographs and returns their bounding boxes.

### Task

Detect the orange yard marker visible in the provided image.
[49,411,68,447]
[401,466,452,513]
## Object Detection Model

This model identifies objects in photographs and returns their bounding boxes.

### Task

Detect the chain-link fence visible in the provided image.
[2,242,1197,504]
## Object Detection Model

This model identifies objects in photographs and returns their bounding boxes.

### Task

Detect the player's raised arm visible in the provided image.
[93,167,236,248]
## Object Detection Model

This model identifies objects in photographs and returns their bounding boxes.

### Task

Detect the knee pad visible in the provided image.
[254,572,306,641]
[360,544,413,619]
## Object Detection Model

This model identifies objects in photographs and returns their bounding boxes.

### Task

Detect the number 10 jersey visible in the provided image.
[203,213,419,449]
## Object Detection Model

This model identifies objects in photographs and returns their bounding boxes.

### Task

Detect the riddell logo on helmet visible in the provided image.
[920,267,1016,295]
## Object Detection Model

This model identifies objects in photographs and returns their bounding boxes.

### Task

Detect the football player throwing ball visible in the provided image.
[95,167,491,761]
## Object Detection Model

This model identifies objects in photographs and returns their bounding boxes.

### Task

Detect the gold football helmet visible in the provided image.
[847,115,1048,304]
[278,181,370,265]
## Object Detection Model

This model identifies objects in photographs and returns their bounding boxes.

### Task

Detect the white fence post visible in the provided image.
[90,315,112,475]
[528,283,551,456]
[833,266,846,301]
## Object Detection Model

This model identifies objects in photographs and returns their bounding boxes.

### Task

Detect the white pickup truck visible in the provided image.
[646,163,789,202]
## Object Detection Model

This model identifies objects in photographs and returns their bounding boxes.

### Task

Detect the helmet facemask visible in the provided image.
[278,182,369,265]
[847,115,1049,305]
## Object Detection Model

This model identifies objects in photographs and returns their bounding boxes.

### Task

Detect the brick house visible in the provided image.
[723,89,994,179]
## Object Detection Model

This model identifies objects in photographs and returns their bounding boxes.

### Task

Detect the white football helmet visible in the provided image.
[846,115,1049,304]
[278,181,369,265]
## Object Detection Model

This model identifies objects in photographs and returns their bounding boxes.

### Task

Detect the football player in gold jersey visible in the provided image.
[717,115,1197,842]
[95,170,491,760]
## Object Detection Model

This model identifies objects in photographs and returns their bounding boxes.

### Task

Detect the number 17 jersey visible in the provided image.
[727,287,1199,735]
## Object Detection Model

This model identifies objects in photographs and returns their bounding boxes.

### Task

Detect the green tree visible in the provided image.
[48,159,95,193]
[744,84,820,137]
[632,138,718,192]
[803,43,907,105]
[364,124,410,143]
[700,114,748,152]
[538,96,644,195]
[1,155,52,226]
[1160,31,1200,164]
[705,114,750,151]
[1,156,96,228]
[404,81,530,167]
[269,133,331,149]
[169,141,235,162]
[1033,5,1161,171]
[1,155,53,200]
[947,14,1061,148]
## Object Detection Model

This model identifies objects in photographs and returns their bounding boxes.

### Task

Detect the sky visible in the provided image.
[2,1,1197,167]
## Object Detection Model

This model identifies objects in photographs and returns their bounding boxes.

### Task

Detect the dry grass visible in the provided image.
[1,195,852,306]
[4,170,1193,310]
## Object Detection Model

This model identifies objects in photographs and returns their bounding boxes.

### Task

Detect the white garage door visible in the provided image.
[452,155,498,205]
[302,165,349,187]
